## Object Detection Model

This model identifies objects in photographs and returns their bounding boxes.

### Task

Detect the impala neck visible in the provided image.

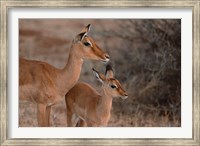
[57,46,83,96]
[98,87,113,113]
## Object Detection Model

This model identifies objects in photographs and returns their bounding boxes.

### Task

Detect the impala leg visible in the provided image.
[77,119,86,127]
[46,106,51,126]
[37,104,48,127]
[67,108,79,127]
[72,115,79,127]
[67,107,73,126]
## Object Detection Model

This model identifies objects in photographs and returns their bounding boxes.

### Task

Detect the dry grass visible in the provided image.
[19,19,181,127]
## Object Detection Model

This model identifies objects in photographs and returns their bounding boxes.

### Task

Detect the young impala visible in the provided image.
[65,64,128,127]
[19,24,109,127]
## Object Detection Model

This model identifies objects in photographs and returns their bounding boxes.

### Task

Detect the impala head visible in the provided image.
[92,64,128,99]
[72,24,109,62]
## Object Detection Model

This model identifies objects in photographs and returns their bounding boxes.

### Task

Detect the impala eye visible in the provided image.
[110,85,117,89]
[84,42,91,46]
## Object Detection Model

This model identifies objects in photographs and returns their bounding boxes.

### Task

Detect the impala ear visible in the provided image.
[74,32,86,43]
[80,24,91,34]
[105,64,114,78]
[92,68,106,83]
[73,24,91,43]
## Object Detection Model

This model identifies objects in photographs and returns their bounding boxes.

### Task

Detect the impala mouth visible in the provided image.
[121,95,128,100]
[102,58,110,62]
[100,56,109,62]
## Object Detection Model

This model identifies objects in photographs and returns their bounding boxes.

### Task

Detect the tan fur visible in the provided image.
[65,66,128,127]
[19,24,109,127]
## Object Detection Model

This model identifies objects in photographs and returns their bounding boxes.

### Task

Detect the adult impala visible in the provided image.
[19,24,109,127]
[65,64,128,127]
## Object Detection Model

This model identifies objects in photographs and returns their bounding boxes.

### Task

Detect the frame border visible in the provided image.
[0,0,199,145]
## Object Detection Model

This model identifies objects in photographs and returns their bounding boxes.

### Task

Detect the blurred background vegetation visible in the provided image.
[19,19,181,127]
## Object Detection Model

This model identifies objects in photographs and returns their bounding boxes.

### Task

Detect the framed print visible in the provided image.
[0,0,199,146]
